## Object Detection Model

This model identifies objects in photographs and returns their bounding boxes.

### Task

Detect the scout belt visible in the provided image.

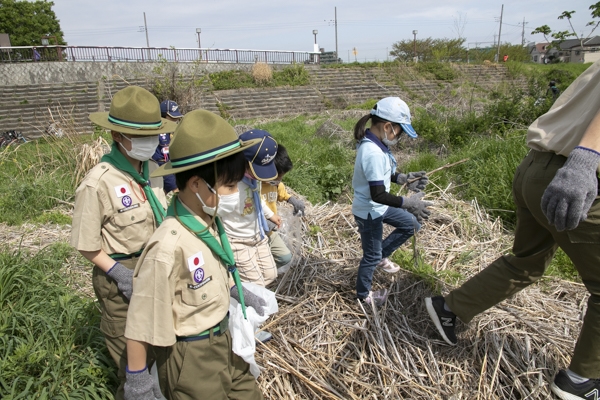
[176,313,229,342]
[109,249,144,261]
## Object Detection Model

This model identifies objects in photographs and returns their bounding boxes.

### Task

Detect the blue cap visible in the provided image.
[160,100,183,119]
[370,97,417,138]
[239,130,278,181]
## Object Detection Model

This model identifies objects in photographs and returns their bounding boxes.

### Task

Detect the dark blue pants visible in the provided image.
[354,207,420,299]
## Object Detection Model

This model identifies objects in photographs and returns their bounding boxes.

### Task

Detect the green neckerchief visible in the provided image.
[101,142,166,225]
[167,195,247,318]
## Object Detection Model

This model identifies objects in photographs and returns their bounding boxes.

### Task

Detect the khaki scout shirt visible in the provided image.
[70,161,167,255]
[527,59,600,158]
[125,212,231,347]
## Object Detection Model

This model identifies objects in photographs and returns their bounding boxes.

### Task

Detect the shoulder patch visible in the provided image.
[80,162,111,187]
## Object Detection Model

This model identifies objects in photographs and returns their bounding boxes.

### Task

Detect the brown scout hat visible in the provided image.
[151,109,260,177]
[89,86,178,135]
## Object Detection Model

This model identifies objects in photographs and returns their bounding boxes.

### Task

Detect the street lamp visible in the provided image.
[196,28,201,49]
[412,30,418,62]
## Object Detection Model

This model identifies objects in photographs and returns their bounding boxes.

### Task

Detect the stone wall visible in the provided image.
[0,61,269,86]
[0,62,523,139]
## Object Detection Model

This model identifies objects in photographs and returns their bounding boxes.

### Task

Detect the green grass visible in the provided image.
[0,243,115,398]
[546,248,578,281]
[253,116,355,203]
[209,64,310,91]
[0,132,98,225]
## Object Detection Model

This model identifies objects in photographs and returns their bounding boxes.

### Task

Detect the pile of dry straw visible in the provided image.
[257,182,587,399]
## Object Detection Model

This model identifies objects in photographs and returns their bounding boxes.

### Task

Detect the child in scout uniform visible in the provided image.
[260,144,304,272]
[123,110,265,399]
[70,86,177,399]
[218,130,280,287]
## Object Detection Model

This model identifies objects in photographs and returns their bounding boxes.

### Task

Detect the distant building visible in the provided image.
[528,42,550,64]
[529,36,600,64]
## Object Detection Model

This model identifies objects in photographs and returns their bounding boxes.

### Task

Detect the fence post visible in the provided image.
[235,50,239,64]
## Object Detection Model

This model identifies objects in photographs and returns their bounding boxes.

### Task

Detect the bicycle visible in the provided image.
[0,130,28,148]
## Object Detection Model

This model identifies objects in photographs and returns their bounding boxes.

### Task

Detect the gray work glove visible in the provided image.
[230,285,267,316]
[287,196,305,216]
[541,146,600,231]
[267,219,278,232]
[401,191,433,223]
[107,262,133,300]
[396,171,429,192]
[124,367,164,400]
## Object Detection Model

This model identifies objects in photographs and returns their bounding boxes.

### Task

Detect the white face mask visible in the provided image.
[215,192,239,217]
[120,134,159,161]
[196,180,219,216]
[381,125,400,147]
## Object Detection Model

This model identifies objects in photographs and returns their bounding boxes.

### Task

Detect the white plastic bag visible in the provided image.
[229,282,278,378]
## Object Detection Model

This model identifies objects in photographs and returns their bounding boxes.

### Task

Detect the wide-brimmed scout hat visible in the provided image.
[370,97,418,138]
[89,86,178,135]
[151,109,261,177]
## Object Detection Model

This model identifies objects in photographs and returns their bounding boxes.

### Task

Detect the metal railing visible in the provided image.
[0,46,320,64]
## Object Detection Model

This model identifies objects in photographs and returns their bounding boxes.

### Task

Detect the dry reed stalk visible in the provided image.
[75,136,110,185]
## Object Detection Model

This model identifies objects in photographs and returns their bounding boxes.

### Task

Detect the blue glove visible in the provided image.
[124,366,164,400]
[541,146,600,231]
[107,262,133,299]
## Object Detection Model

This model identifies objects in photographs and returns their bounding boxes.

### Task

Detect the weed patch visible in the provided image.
[210,64,310,91]
[0,244,115,398]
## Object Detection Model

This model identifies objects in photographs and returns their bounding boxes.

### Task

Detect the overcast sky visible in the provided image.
[53,0,597,62]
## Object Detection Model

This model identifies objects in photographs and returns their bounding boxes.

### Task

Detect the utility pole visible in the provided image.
[520,17,528,46]
[143,12,150,60]
[495,4,503,63]
[334,7,338,62]
[143,12,150,48]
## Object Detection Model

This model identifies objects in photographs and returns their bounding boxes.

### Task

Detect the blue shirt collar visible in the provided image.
[364,129,390,153]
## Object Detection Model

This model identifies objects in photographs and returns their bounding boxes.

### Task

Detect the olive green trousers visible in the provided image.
[93,257,154,399]
[446,150,600,378]
[157,330,263,400]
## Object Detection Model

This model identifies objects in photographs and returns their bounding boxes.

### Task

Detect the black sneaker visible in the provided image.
[425,296,457,345]
[551,369,600,399]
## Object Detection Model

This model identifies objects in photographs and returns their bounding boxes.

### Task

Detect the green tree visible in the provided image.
[0,0,65,46]
[390,37,466,62]
[531,2,600,51]
[468,44,530,63]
